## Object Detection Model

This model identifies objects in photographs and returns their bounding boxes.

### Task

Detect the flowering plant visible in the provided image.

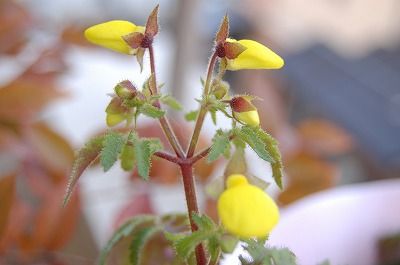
[64,5,296,265]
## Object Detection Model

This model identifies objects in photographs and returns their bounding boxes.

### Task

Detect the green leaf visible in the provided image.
[240,240,297,265]
[134,139,151,180]
[100,131,125,172]
[120,141,135,171]
[145,138,163,154]
[208,131,230,162]
[236,126,274,163]
[192,213,216,231]
[220,234,238,253]
[173,230,214,260]
[64,135,104,205]
[254,129,284,189]
[160,95,182,110]
[210,109,217,125]
[185,110,198,121]
[140,103,165,118]
[130,226,163,265]
[98,215,155,265]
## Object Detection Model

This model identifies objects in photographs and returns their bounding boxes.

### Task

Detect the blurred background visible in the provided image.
[0,0,399,264]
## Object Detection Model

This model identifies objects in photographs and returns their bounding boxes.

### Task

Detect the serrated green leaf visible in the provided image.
[140,103,165,118]
[160,95,182,110]
[145,138,163,154]
[100,131,125,172]
[185,110,198,121]
[130,226,163,265]
[174,230,213,260]
[192,213,215,231]
[98,215,155,265]
[64,135,104,205]
[208,132,230,162]
[237,126,274,163]
[254,129,284,189]
[208,236,221,264]
[241,240,297,265]
[134,140,151,180]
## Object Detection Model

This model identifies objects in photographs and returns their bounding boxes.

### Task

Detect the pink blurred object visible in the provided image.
[269,179,400,265]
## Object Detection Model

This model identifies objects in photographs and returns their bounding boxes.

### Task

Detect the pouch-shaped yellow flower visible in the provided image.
[225,39,284,71]
[84,20,145,54]
[218,174,279,238]
[234,110,260,127]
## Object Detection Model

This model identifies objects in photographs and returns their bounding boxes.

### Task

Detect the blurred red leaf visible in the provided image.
[25,122,74,182]
[0,80,65,123]
[297,119,353,156]
[0,173,16,240]
[278,151,338,205]
[113,192,154,229]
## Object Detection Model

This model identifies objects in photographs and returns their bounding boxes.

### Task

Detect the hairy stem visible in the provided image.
[180,164,207,265]
[186,51,218,158]
[148,45,185,158]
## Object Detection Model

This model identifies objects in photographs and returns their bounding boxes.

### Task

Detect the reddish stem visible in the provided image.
[180,164,207,265]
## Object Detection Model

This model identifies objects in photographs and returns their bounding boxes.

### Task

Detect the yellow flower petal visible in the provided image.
[106,113,125,127]
[84,20,145,54]
[218,174,279,238]
[225,39,284,70]
[234,110,260,127]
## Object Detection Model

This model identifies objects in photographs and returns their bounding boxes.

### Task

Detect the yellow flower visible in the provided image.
[217,174,279,238]
[225,39,284,71]
[230,96,260,126]
[84,20,145,54]
[234,110,260,127]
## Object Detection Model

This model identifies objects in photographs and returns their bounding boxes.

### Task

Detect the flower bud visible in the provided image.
[225,39,284,71]
[115,80,137,99]
[217,174,279,238]
[105,97,129,127]
[230,96,260,126]
[84,20,145,55]
[211,79,229,99]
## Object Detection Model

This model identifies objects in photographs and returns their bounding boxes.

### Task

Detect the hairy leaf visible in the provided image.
[208,131,230,162]
[192,213,216,231]
[98,215,155,265]
[173,230,214,260]
[134,140,151,180]
[64,135,104,205]
[130,226,162,265]
[255,129,284,189]
[241,240,297,265]
[185,110,198,121]
[140,103,165,118]
[160,95,182,110]
[237,126,274,163]
[100,131,125,172]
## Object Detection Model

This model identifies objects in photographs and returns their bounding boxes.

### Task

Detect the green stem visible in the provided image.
[186,51,218,158]
[148,45,185,158]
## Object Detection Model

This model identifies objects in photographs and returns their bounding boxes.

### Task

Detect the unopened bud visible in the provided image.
[211,79,229,99]
[230,96,260,126]
[115,80,137,99]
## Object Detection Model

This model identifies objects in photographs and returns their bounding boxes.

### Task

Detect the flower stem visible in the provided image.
[180,164,207,265]
[186,51,218,158]
[148,45,185,158]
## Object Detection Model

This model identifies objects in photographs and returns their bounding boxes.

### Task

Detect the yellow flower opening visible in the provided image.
[84,20,145,54]
[218,174,279,238]
[225,39,284,71]
[234,110,260,127]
